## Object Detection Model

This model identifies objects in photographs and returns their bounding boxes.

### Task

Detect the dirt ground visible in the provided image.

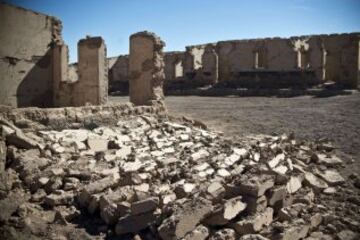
[111,93,360,174]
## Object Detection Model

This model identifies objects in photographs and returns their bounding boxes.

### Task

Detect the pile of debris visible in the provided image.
[0,115,359,240]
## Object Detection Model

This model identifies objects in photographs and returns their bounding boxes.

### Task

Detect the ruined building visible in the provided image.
[1,2,359,109]
[109,33,360,91]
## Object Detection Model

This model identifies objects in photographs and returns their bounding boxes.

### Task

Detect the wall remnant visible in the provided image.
[107,33,359,91]
[129,31,165,106]
[0,3,110,108]
[0,3,61,107]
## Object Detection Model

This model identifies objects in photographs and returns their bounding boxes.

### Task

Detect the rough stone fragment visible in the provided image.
[87,138,108,152]
[78,174,120,207]
[231,207,273,235]
[207,181,226,202]
[243,195,267,214]
[316,154,343,166]
[268,153,285,169]
[0,140,6,172]
[45,191,74,207]
[304,172,328,192]
[158,198,213,240]
[277,220,310,240]
[115,211,158,235]
[205,196,247,226]
[236,174,275,197]
[267,185,287,207]
[183,225,209,240]
[278,203,307,222]
[131,197,159,215]
[317,169,345,186]
[286,176,303,194]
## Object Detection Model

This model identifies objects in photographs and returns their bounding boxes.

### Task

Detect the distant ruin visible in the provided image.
[0,2,359,108]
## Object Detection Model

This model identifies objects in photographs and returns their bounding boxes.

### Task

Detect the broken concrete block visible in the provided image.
[286,176,303,194]
[268,153,285,169]
[44,191,74,207]
[236,174,275,197]
[316,154,343,166]
[316,169,345,186]
[205,196,247,226]
[78,174,120,207]
[87,138,108,152]
[278,203,307,222]
[207,181,226,202]
[183,225,209,240]
[158,198,213,240]
[267,185,287,207]
[304,172,328,192]
[243,195,267,214]
[116,145,132,159]
[310,213,322,228]
[161,193,177,205]
[131,197,159,215]
[231,207,273,235]
[115,211,158,235]
[191,149,210,161]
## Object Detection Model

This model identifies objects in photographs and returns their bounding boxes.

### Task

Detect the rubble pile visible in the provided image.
[0,115,359,240]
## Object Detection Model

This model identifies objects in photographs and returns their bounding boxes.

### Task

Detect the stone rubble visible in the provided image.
[0,115,359,240]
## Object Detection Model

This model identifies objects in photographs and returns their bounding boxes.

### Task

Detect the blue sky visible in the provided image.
[6,0,360,62]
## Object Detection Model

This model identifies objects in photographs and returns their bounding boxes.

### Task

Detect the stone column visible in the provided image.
[129,31,165,106]
[74,36,108,106]
[52,42,69,106]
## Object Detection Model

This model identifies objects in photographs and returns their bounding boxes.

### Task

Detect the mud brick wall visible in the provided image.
[0,3,62,107]
[129,31,165,106]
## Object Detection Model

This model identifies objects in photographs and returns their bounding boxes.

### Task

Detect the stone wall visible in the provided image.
[107,33,359,91]
[0,3,62,107]
[0,3,111,108]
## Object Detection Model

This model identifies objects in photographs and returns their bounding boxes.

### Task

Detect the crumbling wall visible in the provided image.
[0,3,62,107]
[320,34,360,88]
[129,31,165,106]
[53,37,108,107]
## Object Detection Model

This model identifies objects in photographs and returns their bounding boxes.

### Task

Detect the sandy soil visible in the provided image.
[111,93,360,173]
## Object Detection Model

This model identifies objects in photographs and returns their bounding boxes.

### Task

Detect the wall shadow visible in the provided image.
[16,49,53,107]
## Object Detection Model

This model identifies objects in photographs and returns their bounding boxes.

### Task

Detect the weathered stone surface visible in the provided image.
[267,185,287,207]
[236,174,275,197]
[209,228,237,240]
[158,198,213,240]
[205,196,247,226]
[87,138,108,152]
[232,207,273,235]
[0,190,27,222]
[316,169,345,186]
[44,191,74,207]
[183,225,209,240]
[129,31,165,106]
[277,220,310,240]
[131,197,159,215]
[78,174,120,207]
[243,195,267,214]
[286,176,303,194]
[115,211,158,235]
[304,172,328,192]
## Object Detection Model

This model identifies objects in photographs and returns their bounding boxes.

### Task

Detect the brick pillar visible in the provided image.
[129,31,165,106]
[74,36,108,106]
[52,42,69,107]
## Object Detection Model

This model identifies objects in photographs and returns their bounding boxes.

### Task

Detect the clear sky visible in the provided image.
[5,0,360,63]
